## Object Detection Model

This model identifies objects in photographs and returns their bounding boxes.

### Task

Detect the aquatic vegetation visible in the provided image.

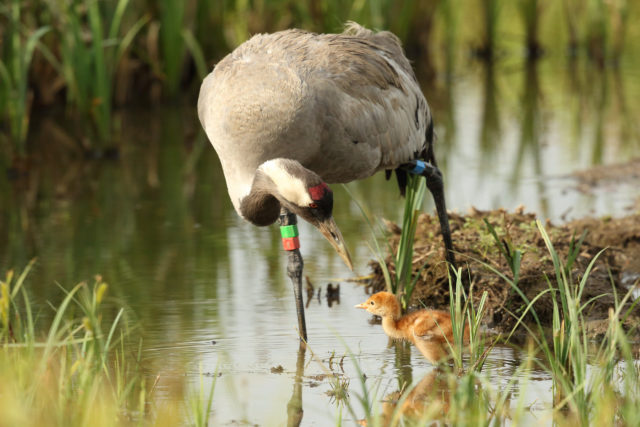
[484,218,524,287]
[188,364,217,427]
[0,0,49,157]
[478,220,640,422]
[437,0,461,75]
[157,0,185,98]
[0,262,216,426]
[395,174,428,309]
[446,267,490,372]
[0,263,144,425]
[46,0,147,143]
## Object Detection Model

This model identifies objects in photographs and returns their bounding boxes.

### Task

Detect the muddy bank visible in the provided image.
[365,207,640,338]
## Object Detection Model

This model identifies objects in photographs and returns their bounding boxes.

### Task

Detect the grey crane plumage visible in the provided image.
[198,23,455,342]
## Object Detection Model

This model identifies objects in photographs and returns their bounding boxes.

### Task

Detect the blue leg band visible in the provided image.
[410,160,426,175]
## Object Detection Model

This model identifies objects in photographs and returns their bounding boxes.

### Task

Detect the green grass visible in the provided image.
[188,364,217,427]
[1,262,144,425]
[47,0,147,144]
[0,0,49,156]
[394,174,427,310]
[158,0,185,98]
[446,267,491,373]
[0,261,217,426]
[476,220,640,423]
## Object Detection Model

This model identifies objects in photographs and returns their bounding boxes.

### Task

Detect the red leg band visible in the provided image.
[282,236,300,251]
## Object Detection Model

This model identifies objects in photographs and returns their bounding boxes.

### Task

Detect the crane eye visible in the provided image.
[370,301,375,305]
[309,202,318,209]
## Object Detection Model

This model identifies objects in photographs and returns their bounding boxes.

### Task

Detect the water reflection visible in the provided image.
[393,340,413,390]
[479,61,502,165]
[516,60,549,217]
[378,369,450,424]
[286,343,306,427]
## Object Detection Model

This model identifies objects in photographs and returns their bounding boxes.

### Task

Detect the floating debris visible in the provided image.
[270,365,284,374]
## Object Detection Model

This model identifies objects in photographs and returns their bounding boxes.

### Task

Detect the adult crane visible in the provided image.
[197,23,455,343]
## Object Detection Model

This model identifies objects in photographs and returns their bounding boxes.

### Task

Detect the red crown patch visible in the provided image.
[309,183,329,201]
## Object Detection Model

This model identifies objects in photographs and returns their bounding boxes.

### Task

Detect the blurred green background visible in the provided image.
[1,0,638,159]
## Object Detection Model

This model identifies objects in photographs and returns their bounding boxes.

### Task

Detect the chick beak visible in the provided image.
[316,217,353,271]
[354,302,368,309]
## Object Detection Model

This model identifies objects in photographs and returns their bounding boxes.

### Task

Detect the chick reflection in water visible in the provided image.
[355,291,469,363]
[377,370,450,425]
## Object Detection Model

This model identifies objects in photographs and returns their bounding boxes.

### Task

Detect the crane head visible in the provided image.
[258,159,353,271]
[298,182,353,271]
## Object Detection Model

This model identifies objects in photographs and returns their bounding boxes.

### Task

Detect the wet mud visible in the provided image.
[366,207,640,339]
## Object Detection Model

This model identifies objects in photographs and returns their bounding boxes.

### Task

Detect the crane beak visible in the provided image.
[354,302,368,309]
[317,217,353,271]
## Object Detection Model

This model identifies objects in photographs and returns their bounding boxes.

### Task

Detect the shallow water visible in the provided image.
[1,59,640,425]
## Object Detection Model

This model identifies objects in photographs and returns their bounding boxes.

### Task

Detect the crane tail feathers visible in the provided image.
[385,169,392,181]
[395,169,408,197]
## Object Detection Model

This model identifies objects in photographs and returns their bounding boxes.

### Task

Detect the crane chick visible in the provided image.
[355,292,469,363]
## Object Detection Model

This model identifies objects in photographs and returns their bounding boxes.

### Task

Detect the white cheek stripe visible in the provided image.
[260,160,313,206]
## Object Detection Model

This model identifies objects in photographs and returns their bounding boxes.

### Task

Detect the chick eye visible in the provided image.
[370,301,375,305]
[309,202,318,209]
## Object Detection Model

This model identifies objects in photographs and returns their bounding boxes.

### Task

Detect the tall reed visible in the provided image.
[581,0,630,65]
[447,267,490,373]
[610,0,630,62]
[48,0,147,144]
[0,0,49,157]
[188,364,217,427]
[2,0,640,158]
[395,174,427,309]
[158,0,185,98]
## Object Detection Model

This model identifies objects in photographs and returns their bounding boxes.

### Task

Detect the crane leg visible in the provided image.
[403,160,456,271]
[279,208,308,343]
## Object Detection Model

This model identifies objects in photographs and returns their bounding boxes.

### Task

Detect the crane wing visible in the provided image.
[302,25,433,182]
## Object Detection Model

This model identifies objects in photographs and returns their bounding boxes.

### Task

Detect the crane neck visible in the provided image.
[238,171,281,226]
